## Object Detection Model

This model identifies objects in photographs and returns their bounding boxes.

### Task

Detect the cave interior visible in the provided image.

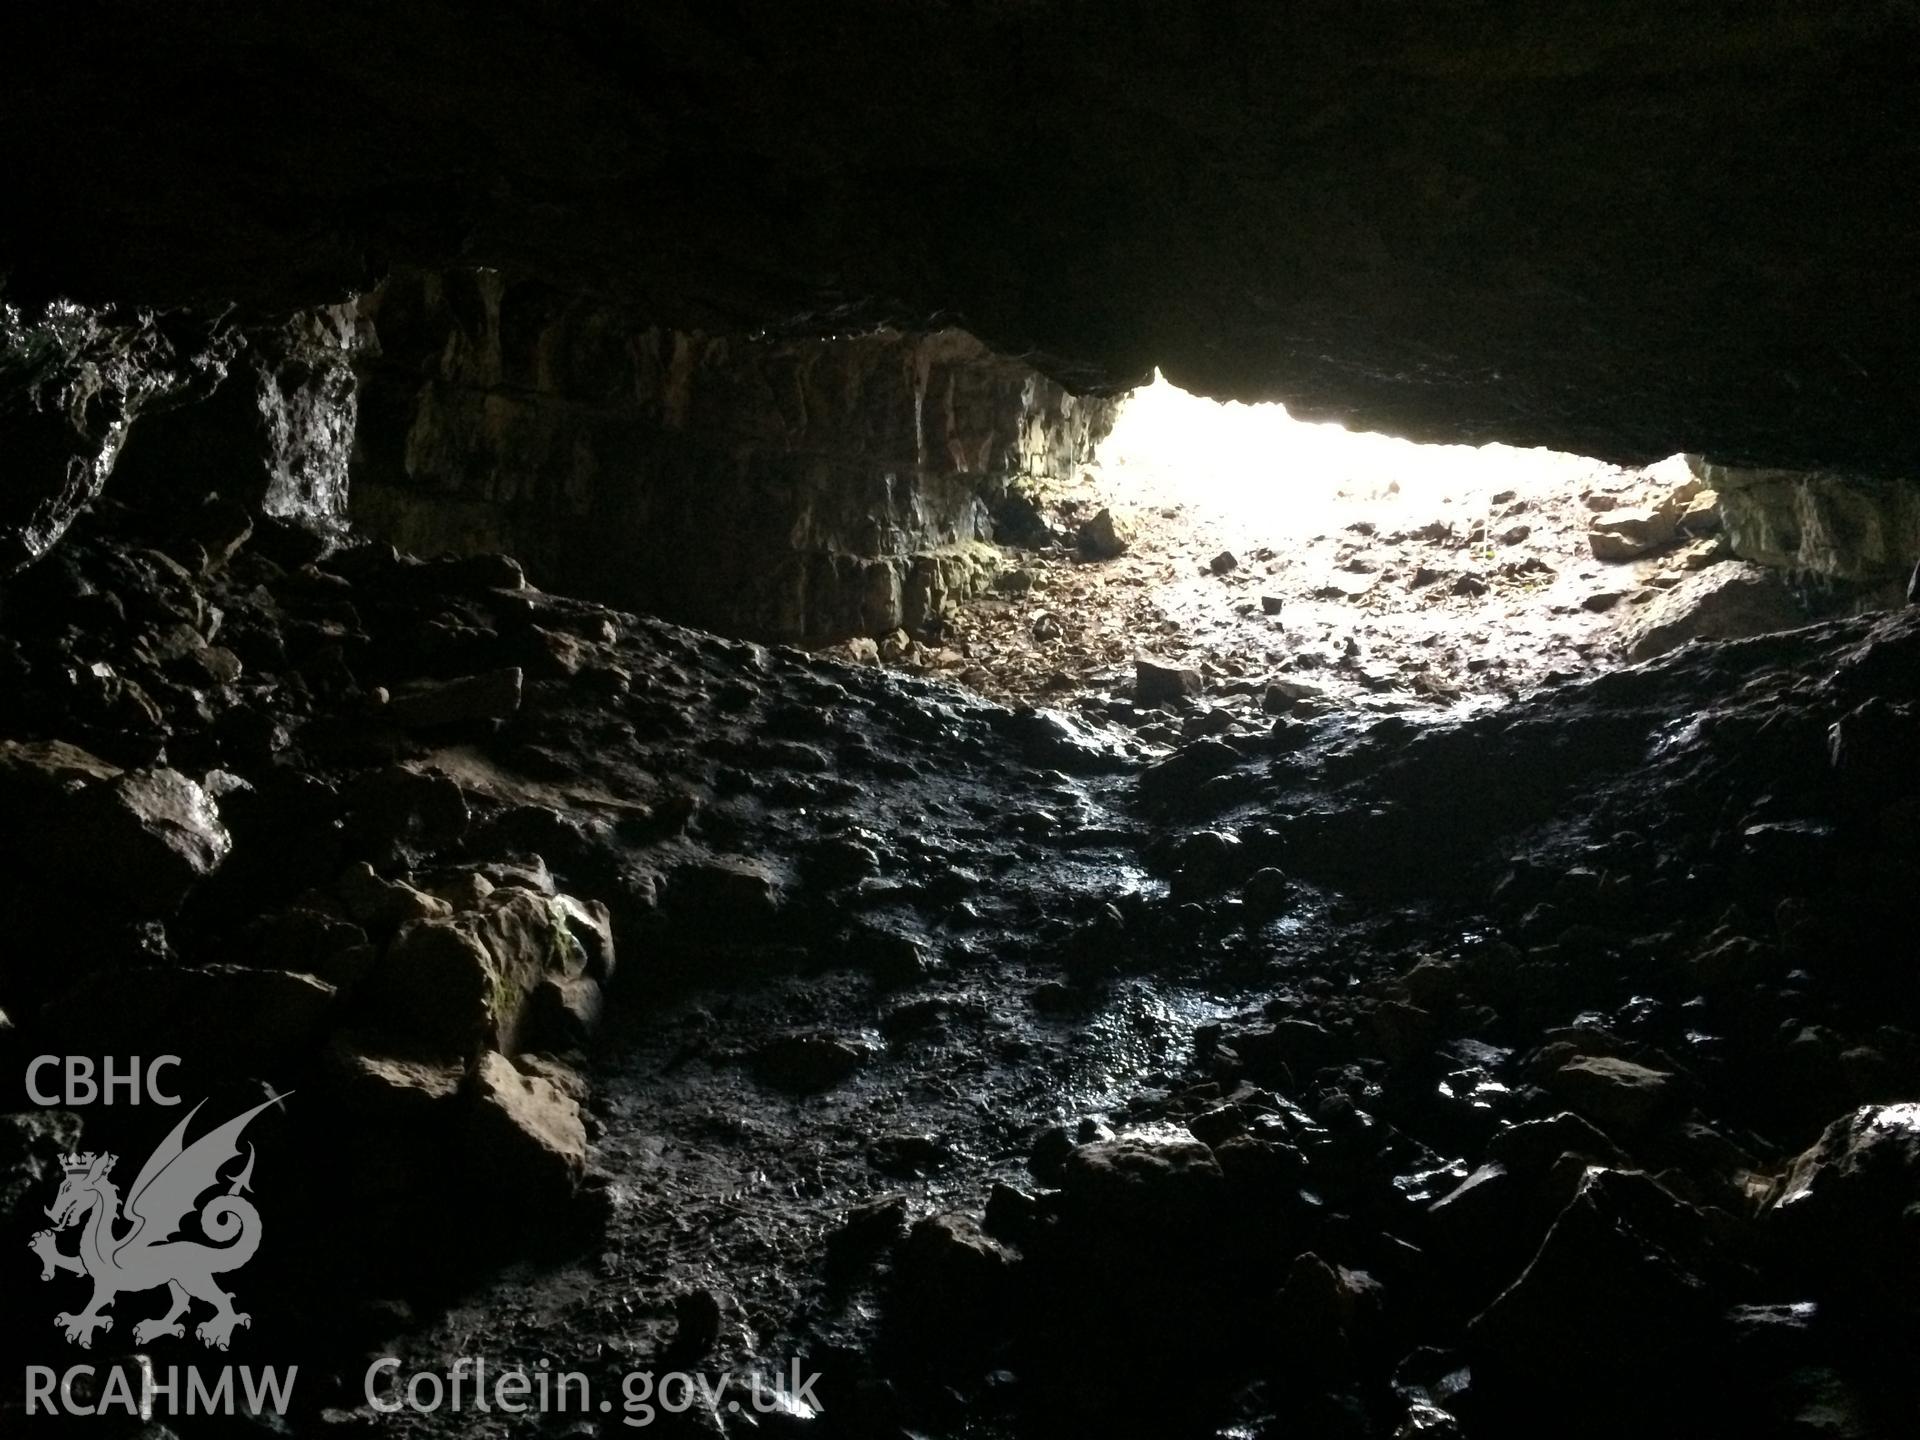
[2,6,1919,1437]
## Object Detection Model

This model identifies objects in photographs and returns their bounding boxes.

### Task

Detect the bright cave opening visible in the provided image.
[934,372,1737,736]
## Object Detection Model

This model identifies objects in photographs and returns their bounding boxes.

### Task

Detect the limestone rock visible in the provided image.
[66,767,232,913]
[45,964,336,1078]
[1588,507,1678,561]
[1708,462,1920,583]
[892,1212,1017,1344]
[755,1034,865,1094]
[465,1049,587,1204]
[385,667,524,728]
[1548,1056,1676,1133]
[1138,737,1239,803]
[1077,507,1130,560]
[1135,656,1203,706]
[521,974,606,1052]
[247,908,376,990]
[669,855,782,925]
[1262,677,1326,713]
[362,887,590,1055]
[1766,1103,1920,1308]
[1613,562,1805,661]
[324,1034,464,1123]
[1061,1133,1227,1232]
[354,285,1111,643]
[1469,1168,1722,1400]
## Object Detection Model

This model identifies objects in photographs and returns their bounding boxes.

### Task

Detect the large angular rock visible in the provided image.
[1468,1167,1725,1408]
[667,855,782,926]
[1766,1103,1920,1309]
[325,1034,464,1123]
[44,964,335,1078]
[1547,1056,1677,1133]
[1061,1133,1227,1233]
[464,1049,587,1206]
[1077,507,1131,560]
[894,1211,1017,1332]
[1708,462,1920,584]
[1588,507,1678,561]
[0,302,240,573]
[1614,562,1805,661]
[360,887,594,1055]
[1135,657,1203,706]
[87,768,234,911]
[0,743,231,912]
[385,667,523,728]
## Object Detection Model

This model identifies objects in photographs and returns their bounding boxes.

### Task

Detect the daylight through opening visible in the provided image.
[935,372,1738,730]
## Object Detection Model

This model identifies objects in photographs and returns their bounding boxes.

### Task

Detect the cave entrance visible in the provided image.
[938,372,1722,736]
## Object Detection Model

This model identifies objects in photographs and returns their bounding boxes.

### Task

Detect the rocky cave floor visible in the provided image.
[3,494,1919,1439]
[889,442,1854,740]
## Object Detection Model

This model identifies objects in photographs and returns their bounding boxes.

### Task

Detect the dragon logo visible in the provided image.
[28,1094,286,1350]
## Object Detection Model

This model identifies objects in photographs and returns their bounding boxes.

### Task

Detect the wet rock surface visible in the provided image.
[2,494,1919,1436]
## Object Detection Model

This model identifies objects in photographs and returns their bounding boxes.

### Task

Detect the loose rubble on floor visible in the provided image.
[855,438,1874,753]
[3,480,1918,1438]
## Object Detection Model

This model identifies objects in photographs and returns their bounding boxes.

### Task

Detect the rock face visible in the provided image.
[0,742,231,912]
[465,1049,588,1207]
[1614,561,1808,661]
[7,5,1920,472]
[351,270,1113,642]
[114,304,366,533]
[1767,1103,1920,1309]
[0,301,240,572]
[1709,462,1920,591]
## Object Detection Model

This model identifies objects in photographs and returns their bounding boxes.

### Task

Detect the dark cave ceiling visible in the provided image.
[3,0,1918,471]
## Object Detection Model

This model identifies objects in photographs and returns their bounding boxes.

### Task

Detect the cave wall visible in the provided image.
[4,3,1916,476]
[1709,462,1920,595]
[350,270,1112,641]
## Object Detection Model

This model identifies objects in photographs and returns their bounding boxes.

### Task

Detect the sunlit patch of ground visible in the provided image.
[914,375,1719,738]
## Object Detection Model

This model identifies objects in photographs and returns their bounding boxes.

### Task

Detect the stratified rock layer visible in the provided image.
[351,270,1112,641]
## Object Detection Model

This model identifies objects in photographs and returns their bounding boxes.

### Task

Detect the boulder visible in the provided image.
[755,1034,865,1093]
[892,1212,1017,1345]
[324,1034,464,1124]
[385,667,523,728]
[91,768,234,910]
[521,974,606,1052]
[668,855,782,925]
[1077,507,1130,560]
[464,1049,587,1205]
[44,964,335,1078]
[341,765,469,866]
[1613,562,1805,661]
[0,747,236,912]
[1766,1103,1920,1309]
[1061,1133,1227,1234]
[245,908,376,990]
[1468,1168,1724,1408]
[361,887,591,1055]
[1262,678,1326,713]
[1138,737,1239,804]
[337,861,453,932]
[1548,1056,1677,1133]
[1135,657,1203,706]
[1588,508,1678,561]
